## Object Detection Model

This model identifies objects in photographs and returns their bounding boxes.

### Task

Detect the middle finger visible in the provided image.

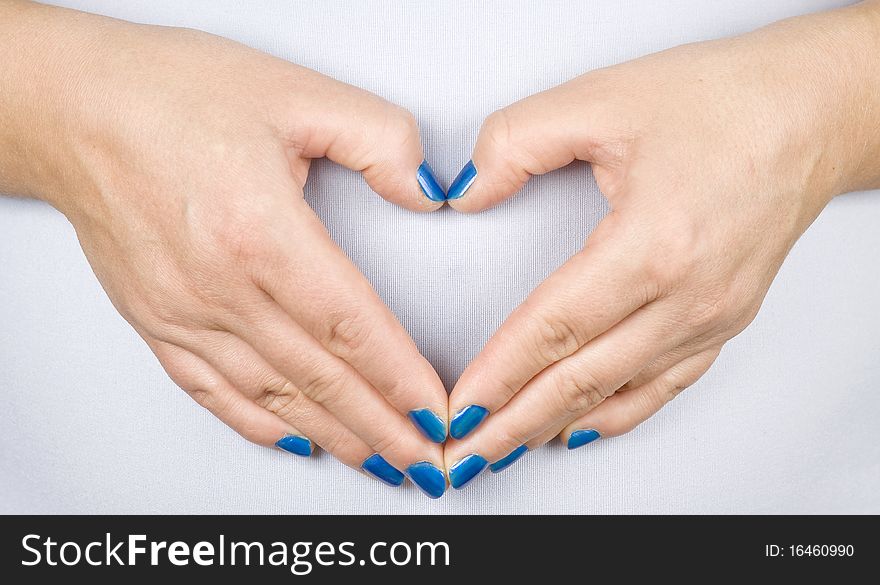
[444,300,690,489]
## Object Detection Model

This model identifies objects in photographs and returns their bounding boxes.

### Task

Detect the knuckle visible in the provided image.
[132,279,196,335]
[392,106,420,137]
[640,253,676,291]
[201,387,239,419]
[557,369,610,415]
[139,303,227,348]
[529,313,584,364]
[184,195,279,276]
[258,380,306,420]
[379,106,420,152]
[322,311,371,356]
[735,302,762,332]
[209,215,270,266]
[140,313,193,343]
[686,290,732,331]
[641,246,692,292]
[480,105,553,178]
[241,369,289,401]
[185,387,213,410]
[157,349,215,396]
[640,382,677,413]
[265,377,297,397]
[157,353,191,387]
[462,107,534,203]
[131,270,241,336]
[173,375,229,415]
[482,109,514,149]
[724,295,762,336]
[362,107,421,197]
[299,362,349,405]
[638,225,705,290]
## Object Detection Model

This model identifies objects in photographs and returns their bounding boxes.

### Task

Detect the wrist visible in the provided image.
[782,1,880,200]
[839,1,880,193]
[721,1,880,216]
[0,2,113,213]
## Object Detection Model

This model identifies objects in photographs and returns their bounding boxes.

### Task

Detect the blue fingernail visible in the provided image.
[405,461,447,499]
[567,429,601,450]
[408,408,447,443]
[361,454,405,487]
[275,434,313,457]
[449,405,489,440]
[489,445,528,473]
[417,160,446,202]
[449,454,488,489]
[446,160,477,200]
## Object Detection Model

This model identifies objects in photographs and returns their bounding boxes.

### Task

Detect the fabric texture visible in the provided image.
[1,0,877,514]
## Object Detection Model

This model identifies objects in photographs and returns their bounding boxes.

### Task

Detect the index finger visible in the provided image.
[447,218,655,439]
[258,201,450,443]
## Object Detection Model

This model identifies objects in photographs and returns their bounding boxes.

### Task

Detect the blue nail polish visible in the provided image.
[567,429,601,450]
[449,405,489,440]
[489,445,528,473]
[405,461,447,499]
[417,160,446,202]
[408,409,447,443]
[361,454,405,487]
[449,454,488,489]
[445,160,477,200]
[276,434,313,457]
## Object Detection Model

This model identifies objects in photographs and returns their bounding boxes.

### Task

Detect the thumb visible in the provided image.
[277,70,445,211]
[446,81,612,213]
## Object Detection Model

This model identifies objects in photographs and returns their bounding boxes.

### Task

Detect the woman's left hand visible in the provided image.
[442,1,880,487]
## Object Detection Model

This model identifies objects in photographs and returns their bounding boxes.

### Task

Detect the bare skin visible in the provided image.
[444,1,880,481]
[3,1,879,495]
[0,0,448,490]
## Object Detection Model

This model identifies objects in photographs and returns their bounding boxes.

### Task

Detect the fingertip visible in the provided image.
[312,94,443,212]
[417,160,447,203]
[408,408,448,444]
[445,160,477,202]
[488,444,528,473]
[559,394,644,445]
[368,162,444,213]
[565,428,602,450]
[445,196,483,213]
[445,157,527,213]
[405,460,448,499]
[361,453,406,487]
[363,163,444,212]
[444,160,495,213]
[408,196,445,213]
[275,432,315,457]
[448,453,488,489]
[449,404,489,440]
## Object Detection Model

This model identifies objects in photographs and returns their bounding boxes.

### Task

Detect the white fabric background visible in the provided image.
[1,0,878,514]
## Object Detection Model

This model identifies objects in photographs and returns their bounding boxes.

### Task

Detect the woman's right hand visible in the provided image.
[0,2,449,497]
